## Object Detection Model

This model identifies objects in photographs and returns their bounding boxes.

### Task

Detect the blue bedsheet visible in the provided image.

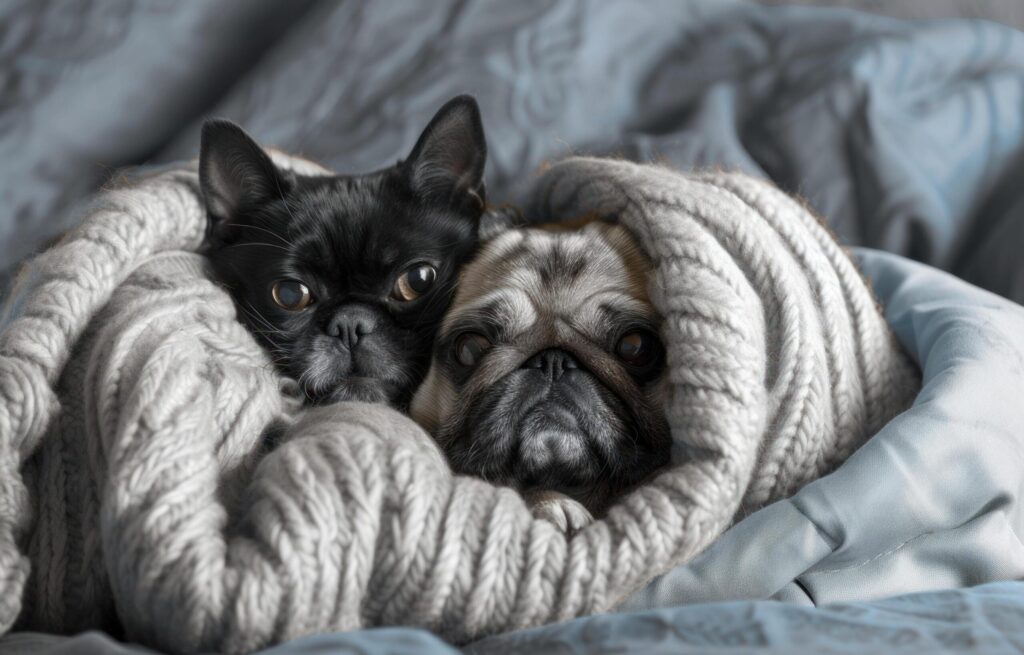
[8,582,1024,654]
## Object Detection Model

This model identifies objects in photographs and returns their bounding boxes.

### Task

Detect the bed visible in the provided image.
[2,1,1024,653]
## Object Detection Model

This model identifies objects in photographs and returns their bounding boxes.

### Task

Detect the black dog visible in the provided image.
[200,96,486,408]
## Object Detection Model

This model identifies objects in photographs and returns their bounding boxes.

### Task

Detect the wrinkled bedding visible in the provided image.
[4,1,1024,301]
[6,580,1024,654]
[3,1,1024,654]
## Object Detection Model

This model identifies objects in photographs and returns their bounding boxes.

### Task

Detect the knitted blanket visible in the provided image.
[0,155,919,654]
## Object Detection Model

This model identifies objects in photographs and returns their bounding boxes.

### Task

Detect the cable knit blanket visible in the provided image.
[0,155,918,654]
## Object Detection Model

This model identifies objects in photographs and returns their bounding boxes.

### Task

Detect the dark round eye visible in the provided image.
[271,280,313,311]
[615,330,660,368]
[454,332,491,368]
[393,263,437,302]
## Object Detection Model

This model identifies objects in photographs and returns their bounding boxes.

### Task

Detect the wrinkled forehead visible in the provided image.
[445,223,655,337]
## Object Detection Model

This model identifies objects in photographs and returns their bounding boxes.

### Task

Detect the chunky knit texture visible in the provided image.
[0,155,919,653]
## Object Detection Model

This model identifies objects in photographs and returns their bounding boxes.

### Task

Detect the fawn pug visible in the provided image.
[412,221,671,532]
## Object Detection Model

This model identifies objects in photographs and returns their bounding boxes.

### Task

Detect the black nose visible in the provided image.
[521,348,580,380]
[326,304,379,348]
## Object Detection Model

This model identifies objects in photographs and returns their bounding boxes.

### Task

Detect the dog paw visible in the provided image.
[524,490,594,537]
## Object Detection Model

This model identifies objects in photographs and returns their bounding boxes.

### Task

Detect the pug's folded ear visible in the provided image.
[404,95,487,218]
[199,119,293,240]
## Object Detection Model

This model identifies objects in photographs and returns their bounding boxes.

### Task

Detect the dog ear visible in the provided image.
[199,119,291,234]
[403,95,487,218]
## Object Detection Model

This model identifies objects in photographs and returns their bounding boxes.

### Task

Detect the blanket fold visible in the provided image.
[0,155,917,653]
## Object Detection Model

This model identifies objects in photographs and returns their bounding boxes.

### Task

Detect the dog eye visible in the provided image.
[454,332,491,367]
[616,330,660,367]
[393,263,437,302]
[271,280,313,311]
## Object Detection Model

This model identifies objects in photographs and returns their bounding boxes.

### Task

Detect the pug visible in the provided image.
[410,221,671,533]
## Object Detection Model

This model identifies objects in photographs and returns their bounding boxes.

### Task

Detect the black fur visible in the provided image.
[199,96,486,408]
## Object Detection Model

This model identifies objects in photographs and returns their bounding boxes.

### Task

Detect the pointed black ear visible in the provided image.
[404,95,487,217]
[199,119,289,231]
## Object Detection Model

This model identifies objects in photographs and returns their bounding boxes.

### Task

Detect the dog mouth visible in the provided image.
[309,376,396,405]
[513,401,606,488]
[448,363,656,494]
[290,334,416,406]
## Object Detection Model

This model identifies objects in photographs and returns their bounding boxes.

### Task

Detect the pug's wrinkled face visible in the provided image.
[411,222,671,514]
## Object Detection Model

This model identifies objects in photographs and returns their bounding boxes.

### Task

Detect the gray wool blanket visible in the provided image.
[0,154,919,654]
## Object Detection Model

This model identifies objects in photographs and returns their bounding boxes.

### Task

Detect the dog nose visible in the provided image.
[325,304,378,348]
[522,348,579,380]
